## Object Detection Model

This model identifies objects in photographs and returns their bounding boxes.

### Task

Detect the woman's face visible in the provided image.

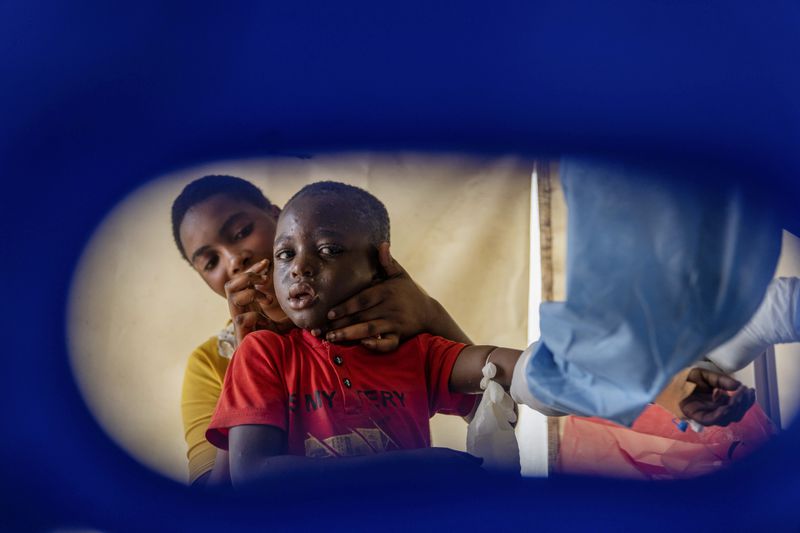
[178,194,284,319]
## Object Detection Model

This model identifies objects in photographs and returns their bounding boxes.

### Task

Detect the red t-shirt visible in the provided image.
[207,329,476,457]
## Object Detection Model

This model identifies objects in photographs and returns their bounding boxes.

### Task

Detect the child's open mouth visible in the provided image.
[287,282,319,310]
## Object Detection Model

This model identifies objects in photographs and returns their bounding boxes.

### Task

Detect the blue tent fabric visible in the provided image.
[524,158,783,425]
[3,0,800,530]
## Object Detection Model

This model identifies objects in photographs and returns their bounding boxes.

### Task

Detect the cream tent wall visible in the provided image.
[67,152,533,482]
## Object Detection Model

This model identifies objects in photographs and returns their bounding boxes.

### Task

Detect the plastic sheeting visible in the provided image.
[558,404,776,480]
[523,158,782,425]
[466,359,520,474]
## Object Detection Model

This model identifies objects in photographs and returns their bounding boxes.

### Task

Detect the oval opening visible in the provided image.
[67,151,799,487]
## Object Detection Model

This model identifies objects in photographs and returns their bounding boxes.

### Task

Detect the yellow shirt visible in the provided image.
[180,324,234,484]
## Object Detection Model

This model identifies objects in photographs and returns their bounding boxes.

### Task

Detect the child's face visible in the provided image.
[178,194,284,319]
[273,195,378,331]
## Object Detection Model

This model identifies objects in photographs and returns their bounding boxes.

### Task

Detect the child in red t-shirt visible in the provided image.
[207,181,525,487]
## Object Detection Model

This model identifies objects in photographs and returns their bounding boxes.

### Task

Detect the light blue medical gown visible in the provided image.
[523,158,782,425]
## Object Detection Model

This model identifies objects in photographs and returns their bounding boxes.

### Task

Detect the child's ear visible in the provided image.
[268,204,281,220]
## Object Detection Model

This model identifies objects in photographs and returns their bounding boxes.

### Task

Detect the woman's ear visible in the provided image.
[268,204,281,220]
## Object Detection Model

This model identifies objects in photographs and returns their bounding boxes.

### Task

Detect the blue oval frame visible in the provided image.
[3,1,799,530]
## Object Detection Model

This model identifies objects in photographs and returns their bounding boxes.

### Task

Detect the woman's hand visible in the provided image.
[321,243,471,351]
[225,259,294,346]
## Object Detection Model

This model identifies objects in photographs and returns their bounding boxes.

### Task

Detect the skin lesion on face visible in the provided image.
[272,196,379,333]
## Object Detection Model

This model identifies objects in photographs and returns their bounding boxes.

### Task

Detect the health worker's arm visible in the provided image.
[705,277,800,374]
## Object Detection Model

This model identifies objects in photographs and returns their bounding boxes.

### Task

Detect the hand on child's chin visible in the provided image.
[308,319,398,350]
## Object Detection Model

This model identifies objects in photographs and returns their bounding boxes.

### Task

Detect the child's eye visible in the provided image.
[319,244,343,256]
[275,249,294,261]
[203,256,219,272]
[233,223,254,241]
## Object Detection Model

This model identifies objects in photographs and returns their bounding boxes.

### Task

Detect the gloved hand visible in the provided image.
[466,359,520,474]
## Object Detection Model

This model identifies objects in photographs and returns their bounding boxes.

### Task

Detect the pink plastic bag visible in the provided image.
[557,404,776,480]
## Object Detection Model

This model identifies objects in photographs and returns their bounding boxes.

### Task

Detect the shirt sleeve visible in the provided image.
[180,336,229,484]
[206,331,289,450]
[419,333,479,417]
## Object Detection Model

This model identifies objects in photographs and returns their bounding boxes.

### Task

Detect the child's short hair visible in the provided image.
[285,181,390,246]
[171,175,275,261]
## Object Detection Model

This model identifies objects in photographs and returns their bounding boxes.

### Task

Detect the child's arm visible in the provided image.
[447,344,568,416]
[448,345,522,393]
[227,425,482,489]
[227,424,287,486]
[323,243,472,350]
[204,449,230,486]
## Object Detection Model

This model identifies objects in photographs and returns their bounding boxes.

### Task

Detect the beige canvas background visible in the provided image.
[67,152,533,482]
